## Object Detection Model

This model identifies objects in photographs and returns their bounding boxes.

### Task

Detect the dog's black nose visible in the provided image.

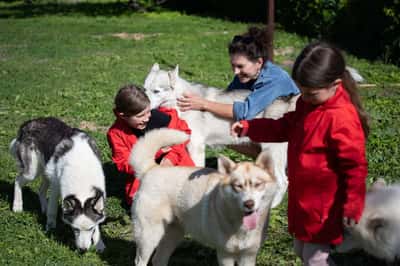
[78,247,88,254]
[244,199,255,210]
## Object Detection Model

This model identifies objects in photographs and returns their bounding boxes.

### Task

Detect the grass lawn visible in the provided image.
[1,0,399,265]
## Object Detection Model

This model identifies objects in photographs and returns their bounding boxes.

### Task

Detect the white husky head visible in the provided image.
[337,179,400,262]
[217,151,277,230]
[144,63,184,109]
[61,187,106,252]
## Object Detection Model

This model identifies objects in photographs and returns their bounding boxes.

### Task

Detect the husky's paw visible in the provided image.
[12,203,23,212]
[95,239,106,253]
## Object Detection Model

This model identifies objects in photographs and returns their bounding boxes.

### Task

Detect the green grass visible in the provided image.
[0,1,399,265]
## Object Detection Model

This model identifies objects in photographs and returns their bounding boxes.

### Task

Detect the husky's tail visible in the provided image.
[129,128,189,179]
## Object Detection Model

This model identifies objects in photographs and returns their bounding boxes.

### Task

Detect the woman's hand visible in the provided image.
[231,121,247,137]
[177,93,207,112]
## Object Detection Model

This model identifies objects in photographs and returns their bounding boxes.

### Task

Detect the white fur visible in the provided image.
[143,63,299,208]
[130,128,277,266]
[11,133,106,252]
[337,179,400,262]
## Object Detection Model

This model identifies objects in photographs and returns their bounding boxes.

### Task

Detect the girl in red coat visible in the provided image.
[231,42,369,266]
[107,84,195,206]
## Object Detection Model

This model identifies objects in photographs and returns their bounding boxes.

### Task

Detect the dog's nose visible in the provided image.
[244,199,255,210]
[78,247,88,253]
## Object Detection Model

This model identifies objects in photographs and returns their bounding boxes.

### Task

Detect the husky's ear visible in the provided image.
[151,63,160,72]
[369,178,386,192]
[218,155,236,174]
[168,65,179,88]
[255,151,274,176]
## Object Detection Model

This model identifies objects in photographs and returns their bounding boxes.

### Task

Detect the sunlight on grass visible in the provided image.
[0,1,399,265]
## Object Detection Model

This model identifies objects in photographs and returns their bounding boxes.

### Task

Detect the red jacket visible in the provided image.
[107,107,194,204]
[241,84,367,244]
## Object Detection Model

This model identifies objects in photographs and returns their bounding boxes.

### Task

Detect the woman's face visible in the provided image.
[121,106,151,130]
[230,54,263,83]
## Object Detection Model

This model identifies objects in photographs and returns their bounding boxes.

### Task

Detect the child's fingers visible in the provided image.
[231,122,243,137]
[343,217,357,228]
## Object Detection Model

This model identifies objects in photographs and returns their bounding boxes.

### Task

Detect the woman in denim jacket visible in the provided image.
[177,26,300,121]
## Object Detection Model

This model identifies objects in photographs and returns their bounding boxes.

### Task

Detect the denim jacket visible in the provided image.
[227,61,300,121]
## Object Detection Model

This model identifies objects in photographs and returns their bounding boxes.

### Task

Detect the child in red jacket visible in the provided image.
[232,42,369,266]
[107,84,195,205]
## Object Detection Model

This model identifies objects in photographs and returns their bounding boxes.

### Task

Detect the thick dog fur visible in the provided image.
[10,117,106,252]
[143,63,297,208]
[130,128,278,266]
[336,179,400,262]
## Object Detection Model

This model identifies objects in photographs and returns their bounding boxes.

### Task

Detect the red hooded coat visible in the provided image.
[107,107,194,205]
[240,84,367,244]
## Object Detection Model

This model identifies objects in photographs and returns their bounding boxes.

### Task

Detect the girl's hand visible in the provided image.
[343,217,357,228]
[231,121,247,137]
[177,93,206,112]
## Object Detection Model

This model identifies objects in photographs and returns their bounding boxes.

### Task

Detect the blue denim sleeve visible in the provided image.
[232,73,299,121]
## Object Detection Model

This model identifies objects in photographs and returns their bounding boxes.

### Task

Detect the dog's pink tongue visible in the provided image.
[243,212,259,230]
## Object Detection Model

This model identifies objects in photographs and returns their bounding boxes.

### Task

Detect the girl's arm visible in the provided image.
[107,131,135,175]
[162,108,195,166]
[232,114,291,143]
[330,116,368,222]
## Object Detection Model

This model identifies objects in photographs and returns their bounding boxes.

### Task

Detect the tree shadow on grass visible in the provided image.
[0,179,42,214]
[103,161,131,212]
[0,1,136,19]
[99,236,218,266]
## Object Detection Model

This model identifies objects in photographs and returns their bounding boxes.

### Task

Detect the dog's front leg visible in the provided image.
[216,251,235,266]
[237,252,257,266]
[46,182,60,231]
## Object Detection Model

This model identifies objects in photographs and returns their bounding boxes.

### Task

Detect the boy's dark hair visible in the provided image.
[228,26,270,62]
[114,84,150,116]
[292,41,369,137]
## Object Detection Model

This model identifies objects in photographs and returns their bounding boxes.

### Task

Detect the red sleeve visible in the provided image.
[159,108,194,166]
[244,113,291,143]
[329,111,367,222]
[107,128,136,176]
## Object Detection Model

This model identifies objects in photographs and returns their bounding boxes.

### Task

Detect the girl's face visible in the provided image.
[299,80,341,105]
[230,54,263,83]
[121,106,151,130]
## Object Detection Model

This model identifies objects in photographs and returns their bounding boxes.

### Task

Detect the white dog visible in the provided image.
[143,63,298,208]
[130,128,278,266]
[10,117,106,252]
[336,179,400,262]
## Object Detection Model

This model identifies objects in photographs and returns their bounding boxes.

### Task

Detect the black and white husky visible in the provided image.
[10,117,106,252]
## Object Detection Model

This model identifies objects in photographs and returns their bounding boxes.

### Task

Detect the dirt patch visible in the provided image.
[274,47,295,56]
[110,32,162,41]
[281,60,294,68]
[79,121,108,133]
